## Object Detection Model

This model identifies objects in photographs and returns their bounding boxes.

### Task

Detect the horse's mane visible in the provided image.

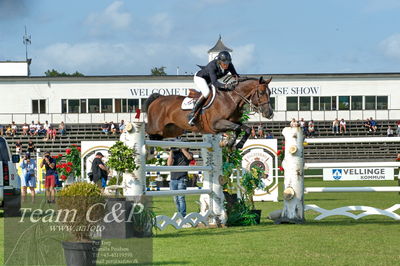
[237,76,258,82]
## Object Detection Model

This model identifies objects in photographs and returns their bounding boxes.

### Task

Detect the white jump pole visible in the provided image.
[305,186,400,193]
[304,137,400,144]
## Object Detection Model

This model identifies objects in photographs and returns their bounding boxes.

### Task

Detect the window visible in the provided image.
[68,99,79,113]
[89,99,100,113]
[338,96,350,110]
[116,99,132,112]
[270,97,275,110]
[313,97,319,110]
[299,97,311,111]
[139,99,147,111]
[115,99,122,113]
[101,99,113,113]
[365,96,376,110]
[62,99,67,114]
[377,96,388,110]
[286,97,298,111]
[351,96,362,110]
[32,99,46,114]
[80,99,87,113]
[331,96,337,110]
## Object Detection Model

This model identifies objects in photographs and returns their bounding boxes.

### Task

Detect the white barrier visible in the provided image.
[302,135,400,221]
[115,122,226,229]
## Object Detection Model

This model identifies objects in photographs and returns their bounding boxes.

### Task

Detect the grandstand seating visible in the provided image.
[2,120,400,162]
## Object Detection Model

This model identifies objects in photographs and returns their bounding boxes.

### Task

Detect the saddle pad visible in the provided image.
[181,97,195,110]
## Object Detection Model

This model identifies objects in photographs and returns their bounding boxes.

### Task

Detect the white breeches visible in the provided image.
[193,74,210,98]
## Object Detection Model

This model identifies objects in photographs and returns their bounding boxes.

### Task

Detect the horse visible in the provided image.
[144,76,274,149]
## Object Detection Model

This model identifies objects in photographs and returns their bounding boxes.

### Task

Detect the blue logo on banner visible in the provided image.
[332,169,342,180]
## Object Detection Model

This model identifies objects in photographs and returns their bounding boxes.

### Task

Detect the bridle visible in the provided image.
[228,82,271,114]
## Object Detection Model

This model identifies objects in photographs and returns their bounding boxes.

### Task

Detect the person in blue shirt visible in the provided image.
[40,151,57,204]
[20,154,36,202]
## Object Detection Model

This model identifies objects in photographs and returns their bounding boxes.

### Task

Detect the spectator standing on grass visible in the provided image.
[332,118,339,134]
[20,154,36,203]
[58,121,66,136]
[387,126,394,137]
[40,151,57,204]
[91,152,109,189]
[167,146,193,218]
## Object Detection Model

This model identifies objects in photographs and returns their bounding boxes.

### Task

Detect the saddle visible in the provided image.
[181,86,216,110]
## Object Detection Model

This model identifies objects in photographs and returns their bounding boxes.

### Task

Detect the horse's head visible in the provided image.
[250,77,274,119]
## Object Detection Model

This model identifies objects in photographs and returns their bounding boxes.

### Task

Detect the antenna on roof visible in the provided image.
[23,26,31,61]
[22,26,32,76]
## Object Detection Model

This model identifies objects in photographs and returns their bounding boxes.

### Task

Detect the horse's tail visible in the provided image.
[144,93,162,112]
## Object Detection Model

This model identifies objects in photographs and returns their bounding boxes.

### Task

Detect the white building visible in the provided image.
[0,38,399,124]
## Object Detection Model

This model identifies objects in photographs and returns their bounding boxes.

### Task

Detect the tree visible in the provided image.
[44,69,84,77]
[150,66,167,76]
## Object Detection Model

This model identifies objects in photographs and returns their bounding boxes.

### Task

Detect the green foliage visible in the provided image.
[150,66,167,76]
[44,69,84,77]
[57,182,105,241]
[241,166,265,210]
[57,145,81,180]
[226,199,258,226]
[107,141,139,176]
[107,176,123,195]
[132,202,157,237]
[239,109,251,123]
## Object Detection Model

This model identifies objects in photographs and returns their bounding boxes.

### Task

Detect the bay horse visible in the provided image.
[144,77,274,149]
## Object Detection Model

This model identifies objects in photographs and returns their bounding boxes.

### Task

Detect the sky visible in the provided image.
[0,0,400,76]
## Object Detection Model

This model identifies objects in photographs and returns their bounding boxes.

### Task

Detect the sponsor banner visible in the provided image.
[323,167,394,181]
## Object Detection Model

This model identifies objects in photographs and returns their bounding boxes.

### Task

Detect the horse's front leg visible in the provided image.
[213,120,243,148]
[235,124,251,149]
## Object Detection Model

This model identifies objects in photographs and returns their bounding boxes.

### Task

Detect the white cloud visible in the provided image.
[232,44,256,70]
[189,45,209,60]
[85,1,132,35]
[363,0,400,13]
[149,13,173,38]
[379,33,400,60]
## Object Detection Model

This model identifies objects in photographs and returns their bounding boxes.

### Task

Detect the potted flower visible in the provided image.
[56,144,81,184]
[240,166,265,224]
[57,182,105,266]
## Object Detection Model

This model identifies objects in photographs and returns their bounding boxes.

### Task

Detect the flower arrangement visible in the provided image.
[56,144,81,181]
[277,143,285,173]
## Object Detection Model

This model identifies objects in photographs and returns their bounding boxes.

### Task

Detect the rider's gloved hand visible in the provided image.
[224,83,236,91]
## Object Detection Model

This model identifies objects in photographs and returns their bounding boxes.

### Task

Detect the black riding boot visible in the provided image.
[187,97,206,126]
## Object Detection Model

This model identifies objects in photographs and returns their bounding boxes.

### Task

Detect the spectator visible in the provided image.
[110,121,118,135]
[308,120,316,137]
[11,121,18,135]
[290,118,298,127]
[396,153,400,161]
[167,146,193,218]
[15,140,23,154]
[101,122,109,135]
[369,117,377,133]
[250,127,257,139]
[27,141,35,155]
[40,151,57,204]
[299,118,307,135]
[44,121,51,132]
[20,154,36,202]
[5,124,12,136]
[332,118,339,134]
[266,131,274,139]
[0,124,3,135]
[258,128,266,138]
[119,120,125,132]
[37,122,46,136]
[364,118,371,132]
[45,126,56,142]
[29,121,36,136]
[339,118,347,134]
[387,126,394,137]
[91,152,109,189]
[58,121,67,136]
[396,120,400,137]
[22,123,29,136]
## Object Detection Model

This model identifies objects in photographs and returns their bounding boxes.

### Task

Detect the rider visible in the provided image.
[188,50,239,126]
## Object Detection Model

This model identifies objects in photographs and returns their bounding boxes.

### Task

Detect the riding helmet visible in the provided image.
[217,51,232,64]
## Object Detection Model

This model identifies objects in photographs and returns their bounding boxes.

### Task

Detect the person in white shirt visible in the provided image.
[339,118,347,134]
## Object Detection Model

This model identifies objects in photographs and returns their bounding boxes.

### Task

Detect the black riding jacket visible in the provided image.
[196,59,239,89]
